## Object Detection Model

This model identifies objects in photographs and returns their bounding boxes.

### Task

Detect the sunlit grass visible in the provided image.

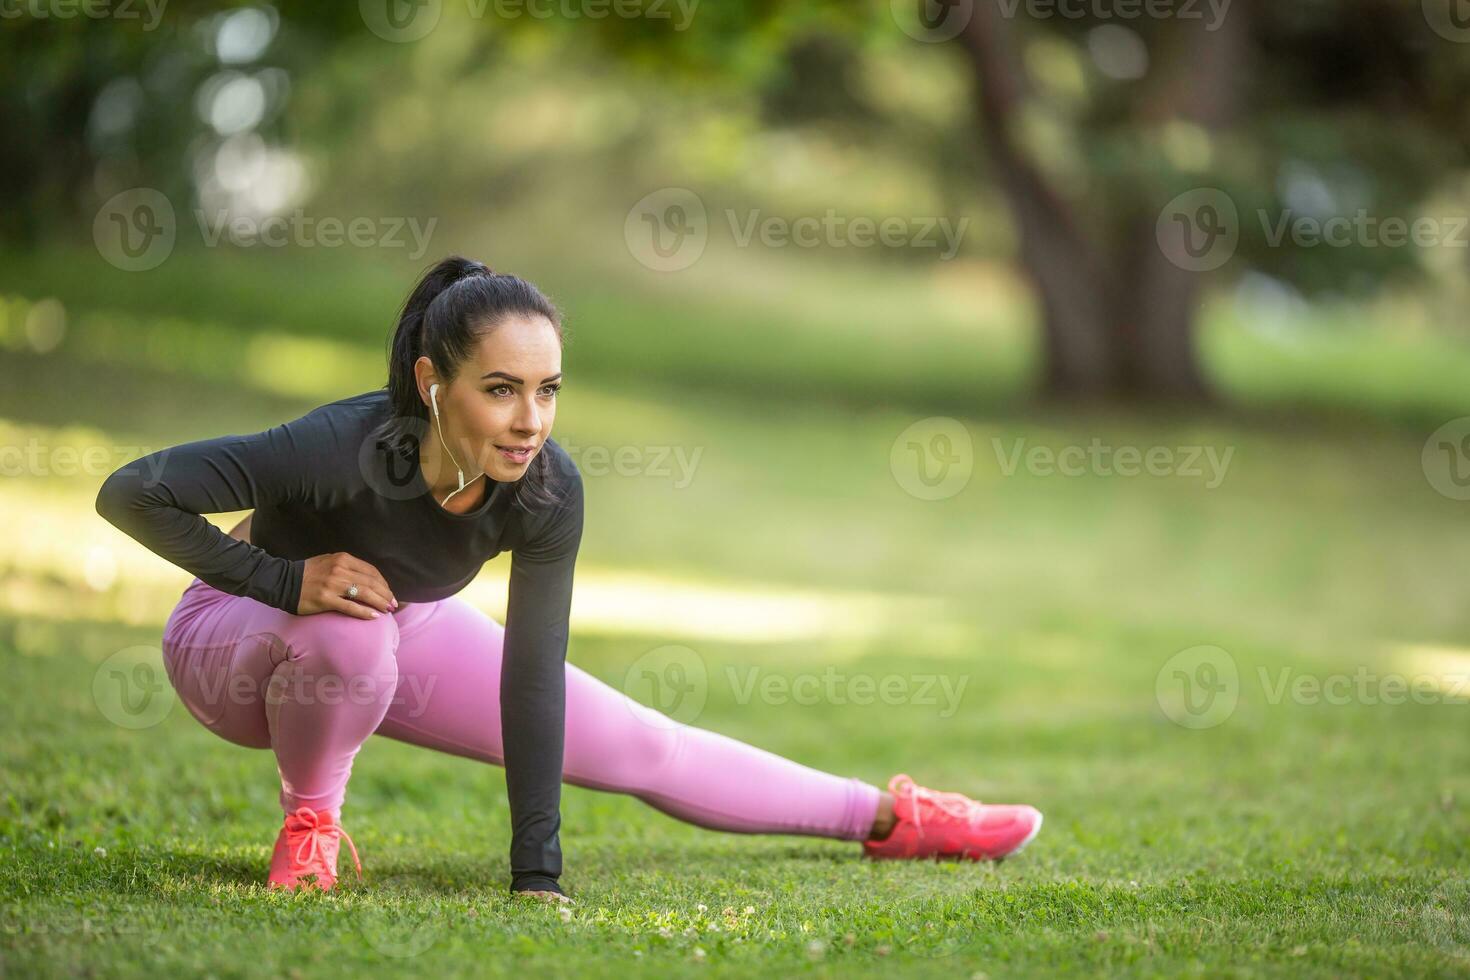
[5,248,1470,975]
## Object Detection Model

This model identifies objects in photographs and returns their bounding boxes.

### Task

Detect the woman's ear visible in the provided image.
[413,355,438,408]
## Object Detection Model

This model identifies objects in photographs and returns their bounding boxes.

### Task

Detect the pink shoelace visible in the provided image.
[285,807,362,883]
[889,773,985,835]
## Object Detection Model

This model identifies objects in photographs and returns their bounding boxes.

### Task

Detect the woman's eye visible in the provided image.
[487,385,512,396]
[540,385,561,397]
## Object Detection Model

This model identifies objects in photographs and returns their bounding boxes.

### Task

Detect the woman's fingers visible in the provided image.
[339,555,397,608]
[323,594,382,620]
[296,551,399,617]
[336,580,394,614]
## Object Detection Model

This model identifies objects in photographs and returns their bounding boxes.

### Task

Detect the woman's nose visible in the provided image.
[513,398,540,433]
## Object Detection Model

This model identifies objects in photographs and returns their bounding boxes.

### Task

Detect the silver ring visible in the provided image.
[344,584,359,600]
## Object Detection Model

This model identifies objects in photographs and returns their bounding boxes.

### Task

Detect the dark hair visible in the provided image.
[375,255,569,512]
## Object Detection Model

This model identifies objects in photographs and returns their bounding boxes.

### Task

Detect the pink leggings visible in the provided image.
[160,577,880,842]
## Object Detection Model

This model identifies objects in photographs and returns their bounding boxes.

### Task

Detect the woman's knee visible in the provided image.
[277,611,400,689]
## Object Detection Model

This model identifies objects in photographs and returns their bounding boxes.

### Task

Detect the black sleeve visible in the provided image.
[500,463,585,895]
[92,414,338,614]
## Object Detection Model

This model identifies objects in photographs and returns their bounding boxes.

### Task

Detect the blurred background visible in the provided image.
[5,0,1470,972]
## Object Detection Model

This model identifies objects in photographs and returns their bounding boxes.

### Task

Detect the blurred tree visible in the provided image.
[555,0,1470,402]
[4,0,1467,403]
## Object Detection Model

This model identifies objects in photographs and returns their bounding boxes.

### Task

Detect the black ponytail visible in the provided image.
[376,255,569,512]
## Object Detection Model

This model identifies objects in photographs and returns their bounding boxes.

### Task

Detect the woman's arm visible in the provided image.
[95,424,310,612]
[96,413,397,619]
[501,463,585,897]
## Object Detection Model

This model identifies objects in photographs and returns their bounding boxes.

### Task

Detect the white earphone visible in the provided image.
[429,382,484,508]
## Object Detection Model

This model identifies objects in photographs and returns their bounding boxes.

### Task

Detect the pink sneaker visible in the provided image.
[862,773,1043,861]
[267,807,362,892]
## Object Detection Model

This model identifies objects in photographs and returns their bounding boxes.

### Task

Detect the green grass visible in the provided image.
[4,247,1470,976]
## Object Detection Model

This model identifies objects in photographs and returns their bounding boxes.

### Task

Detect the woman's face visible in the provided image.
[419,314,562,484]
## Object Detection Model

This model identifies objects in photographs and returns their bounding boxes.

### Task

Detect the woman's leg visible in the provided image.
[161,578,401,816]
[375,595,882,841]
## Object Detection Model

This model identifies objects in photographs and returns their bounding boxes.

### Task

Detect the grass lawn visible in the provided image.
[3,249,1470,976]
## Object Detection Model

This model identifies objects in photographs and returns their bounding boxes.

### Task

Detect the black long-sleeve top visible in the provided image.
[94,387,584,896]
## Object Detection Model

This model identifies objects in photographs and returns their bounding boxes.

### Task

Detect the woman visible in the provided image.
[94,256,1043,903]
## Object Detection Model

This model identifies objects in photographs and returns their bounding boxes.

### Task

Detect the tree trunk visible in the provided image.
[955,0,1249,403]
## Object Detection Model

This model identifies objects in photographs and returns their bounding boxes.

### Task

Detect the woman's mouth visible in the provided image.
[496,445,535,464]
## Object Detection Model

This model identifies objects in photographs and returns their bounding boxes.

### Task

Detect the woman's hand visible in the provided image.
[296,552,398,619]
